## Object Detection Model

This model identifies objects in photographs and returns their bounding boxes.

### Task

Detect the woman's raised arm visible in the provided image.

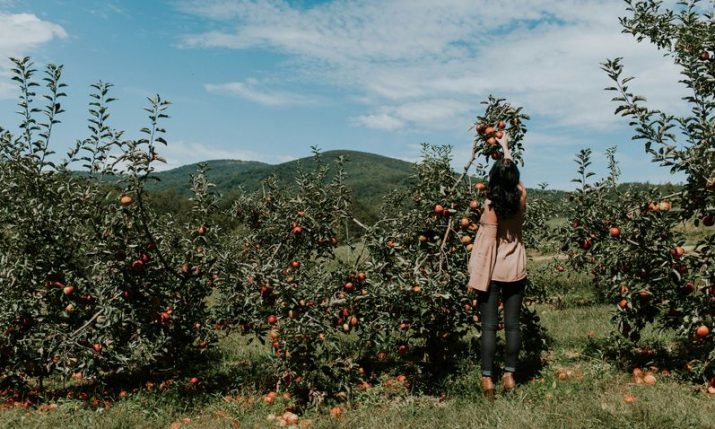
[496,132,512,161]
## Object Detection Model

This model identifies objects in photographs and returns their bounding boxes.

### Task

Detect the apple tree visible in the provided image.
[602,0,715,381]
[0,58,219,398]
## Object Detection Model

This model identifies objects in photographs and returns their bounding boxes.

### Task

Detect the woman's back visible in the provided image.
[480,194,527,282]
[492,207,526,282]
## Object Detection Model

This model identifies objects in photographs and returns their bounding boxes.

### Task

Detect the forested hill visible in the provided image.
[146,150,416,205]
[138,150,417,224]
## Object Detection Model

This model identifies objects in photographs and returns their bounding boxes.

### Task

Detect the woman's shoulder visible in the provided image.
[482,198,494,214]
[480,199,498,225]
[517,182,527,211]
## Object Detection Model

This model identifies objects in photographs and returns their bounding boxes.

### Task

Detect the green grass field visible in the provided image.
[2,279,714,428]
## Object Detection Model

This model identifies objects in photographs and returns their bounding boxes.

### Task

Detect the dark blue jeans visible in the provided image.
[477,279,525,377]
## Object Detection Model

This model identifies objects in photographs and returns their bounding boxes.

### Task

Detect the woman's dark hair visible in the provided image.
[487,158,521,219]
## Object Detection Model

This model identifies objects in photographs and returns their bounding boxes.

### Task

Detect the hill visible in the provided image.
[145,159,269,194]
[146,150,415,198]
[144,150,416,223]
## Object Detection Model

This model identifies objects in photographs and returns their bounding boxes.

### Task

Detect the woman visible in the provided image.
[467,133,527,398]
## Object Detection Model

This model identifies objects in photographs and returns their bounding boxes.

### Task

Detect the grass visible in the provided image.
[674,219,712,245]
[2,298,714,429]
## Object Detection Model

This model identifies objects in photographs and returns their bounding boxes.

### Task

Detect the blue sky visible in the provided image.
[0,0,690,189]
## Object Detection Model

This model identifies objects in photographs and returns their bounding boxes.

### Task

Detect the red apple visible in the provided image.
[131,259,145,274]
[581,238,593,250]
[695,325,710,338]
[119,195,133,206]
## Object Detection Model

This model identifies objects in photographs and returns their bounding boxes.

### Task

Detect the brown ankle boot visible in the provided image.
[502,372,516,393]
[481,376,495,400]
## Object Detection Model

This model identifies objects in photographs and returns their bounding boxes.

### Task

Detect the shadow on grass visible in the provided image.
[413,304,552,397]
[0,333,277,410]
[2,311,552,409]
[583,333,711,382]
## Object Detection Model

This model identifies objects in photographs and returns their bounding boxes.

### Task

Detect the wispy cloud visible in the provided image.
[205,78,319,107]
[156,139,296,170]
[352,113,404,131]
[88,1,129,19]
[351,99,472,131]
[178,0,688,131]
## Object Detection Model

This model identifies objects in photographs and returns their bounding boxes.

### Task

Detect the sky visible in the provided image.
[0,0,694,189]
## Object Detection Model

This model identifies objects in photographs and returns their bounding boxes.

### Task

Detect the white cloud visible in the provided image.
[392,99,472,127]
[179,0,689,131]
[205,79,319,106]
[0,12,67,98]
[352,113,404,131]
[352,99,472,131]
[0,12,67,55]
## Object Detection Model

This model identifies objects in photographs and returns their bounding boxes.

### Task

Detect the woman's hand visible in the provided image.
[496,131,509,147]
[496,132,512,161]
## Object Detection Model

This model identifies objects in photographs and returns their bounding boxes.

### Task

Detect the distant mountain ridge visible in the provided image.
[146,150,417,201]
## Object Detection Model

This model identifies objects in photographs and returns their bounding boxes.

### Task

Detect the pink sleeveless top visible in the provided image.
[466,199,527,291]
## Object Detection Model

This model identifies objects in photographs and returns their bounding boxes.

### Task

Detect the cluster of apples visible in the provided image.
[476,120,507,147]
[475,118,520,161]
